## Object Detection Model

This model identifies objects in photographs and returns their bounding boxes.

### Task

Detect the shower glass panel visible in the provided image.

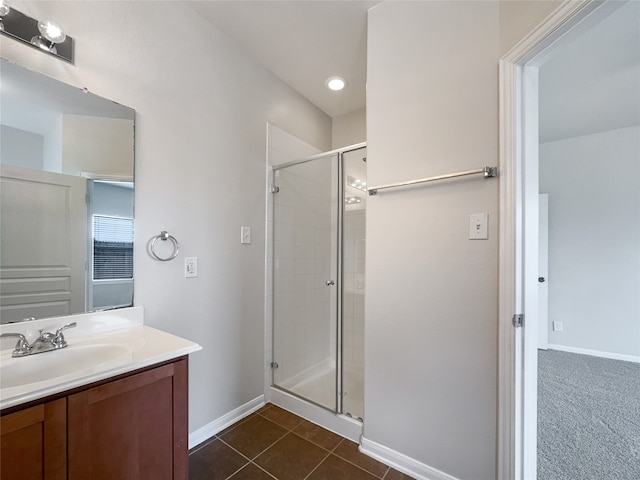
[341,147,366,420]
[272,153,339,411]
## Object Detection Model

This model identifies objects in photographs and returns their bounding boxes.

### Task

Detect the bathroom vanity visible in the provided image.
[0,58,200,478]
[0,307,201,480]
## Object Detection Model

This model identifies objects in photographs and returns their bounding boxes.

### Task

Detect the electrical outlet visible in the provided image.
[553,321,563,332]
[185,257,198,278]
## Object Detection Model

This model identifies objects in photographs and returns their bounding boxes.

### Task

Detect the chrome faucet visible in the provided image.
[1,322,77,357]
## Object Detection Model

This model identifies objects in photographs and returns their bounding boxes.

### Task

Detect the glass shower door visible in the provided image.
[341,146,366,420]
[272,153,339,411]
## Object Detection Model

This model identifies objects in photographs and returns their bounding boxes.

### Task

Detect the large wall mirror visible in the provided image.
[0,58,135,324]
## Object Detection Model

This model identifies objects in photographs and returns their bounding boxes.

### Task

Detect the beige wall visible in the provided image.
[0,125,44,170]
[61,115,134,177]
[499,0,564,55]
[364,1,558,479]
[0,0,331,433]
[332,108,366,149]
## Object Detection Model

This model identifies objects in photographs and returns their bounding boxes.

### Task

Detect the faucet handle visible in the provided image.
[53,321,77,346]
[55,321,77,336]
[0,332,32,356]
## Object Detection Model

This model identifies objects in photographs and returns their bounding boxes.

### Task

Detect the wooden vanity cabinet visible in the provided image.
[1,357,188,480]
[0,398,66,480]
[68,359,188,480]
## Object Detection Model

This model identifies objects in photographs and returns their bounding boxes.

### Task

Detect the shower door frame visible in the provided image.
[270,142,366,417]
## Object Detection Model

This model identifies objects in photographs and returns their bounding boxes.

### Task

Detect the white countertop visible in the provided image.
[0,307,201,410]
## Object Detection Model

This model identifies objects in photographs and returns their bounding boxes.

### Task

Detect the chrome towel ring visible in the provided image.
[150,230,179,261]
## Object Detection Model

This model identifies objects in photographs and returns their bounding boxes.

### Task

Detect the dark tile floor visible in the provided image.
[189,403,415,480]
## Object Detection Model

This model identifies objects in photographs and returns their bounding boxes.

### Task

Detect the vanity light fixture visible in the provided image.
[0,1,9,32]
[31,19,66,54]
[0,3,73,63]
[325,76,347,91]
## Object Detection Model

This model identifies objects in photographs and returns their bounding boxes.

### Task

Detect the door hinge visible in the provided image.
[512,314,524,328]
[270,362,279,369]
[270,186,280,193]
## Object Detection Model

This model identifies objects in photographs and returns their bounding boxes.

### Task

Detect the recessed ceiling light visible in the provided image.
[326,76,347,91]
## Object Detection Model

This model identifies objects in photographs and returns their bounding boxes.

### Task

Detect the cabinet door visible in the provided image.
[0,398,66,480]
[68,359,188,480]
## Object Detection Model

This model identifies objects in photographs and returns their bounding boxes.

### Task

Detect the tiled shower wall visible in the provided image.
[342,208,365,370]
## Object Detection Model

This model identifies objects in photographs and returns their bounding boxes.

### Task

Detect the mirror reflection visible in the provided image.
[0,58,135,324]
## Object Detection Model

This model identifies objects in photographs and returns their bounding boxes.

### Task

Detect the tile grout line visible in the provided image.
[213,438,253,463]
[298,436,346,480]
[335,452,389,479]
[197,405,394,479]
[301,451,333,480]
[241,411,344,480]
[221,463,249,480]
[197,404,273,450]
[288,426,345,453]
[253,411,390,478]
[243,461,279,480]
[188,435,218,455]
[330,439,389,479]
[217,428,290,463]
[217,410,291,463]
[257,409,305,432]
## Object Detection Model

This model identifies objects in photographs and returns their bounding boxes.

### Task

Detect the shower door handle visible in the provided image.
[326,280,335,286]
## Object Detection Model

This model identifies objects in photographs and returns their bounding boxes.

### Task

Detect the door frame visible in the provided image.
[538,193,549,350]
[497,0,617,478]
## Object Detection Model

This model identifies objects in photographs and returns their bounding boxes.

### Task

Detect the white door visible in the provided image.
[538,193,549,349]
[0,165,87,322]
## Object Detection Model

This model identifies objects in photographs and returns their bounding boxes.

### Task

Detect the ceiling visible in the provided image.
[539,0,640,143]
[186,0,638,139]
[185,0,379,118]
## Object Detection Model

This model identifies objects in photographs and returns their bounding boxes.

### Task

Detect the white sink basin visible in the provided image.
[0,343,132,389]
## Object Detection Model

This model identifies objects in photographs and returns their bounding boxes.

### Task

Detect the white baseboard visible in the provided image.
[188,395,265,450]
[359,437,460,480]
[546,344,640,364]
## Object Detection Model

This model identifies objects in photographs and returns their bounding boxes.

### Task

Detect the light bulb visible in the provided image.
[31,20,66,54]
[0,2,10,16]
[325,76,347,91]
[38,20,66,43]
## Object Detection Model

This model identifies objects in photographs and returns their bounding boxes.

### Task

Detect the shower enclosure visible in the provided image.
[270,143,366,420]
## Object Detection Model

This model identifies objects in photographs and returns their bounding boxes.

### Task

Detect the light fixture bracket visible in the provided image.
[0,5,73,63]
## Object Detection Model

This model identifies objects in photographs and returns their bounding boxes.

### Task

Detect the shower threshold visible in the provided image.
[269,386,363,443]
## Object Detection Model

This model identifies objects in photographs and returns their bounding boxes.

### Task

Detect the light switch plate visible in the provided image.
[241,226,251,244]
[469,213,489,240]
